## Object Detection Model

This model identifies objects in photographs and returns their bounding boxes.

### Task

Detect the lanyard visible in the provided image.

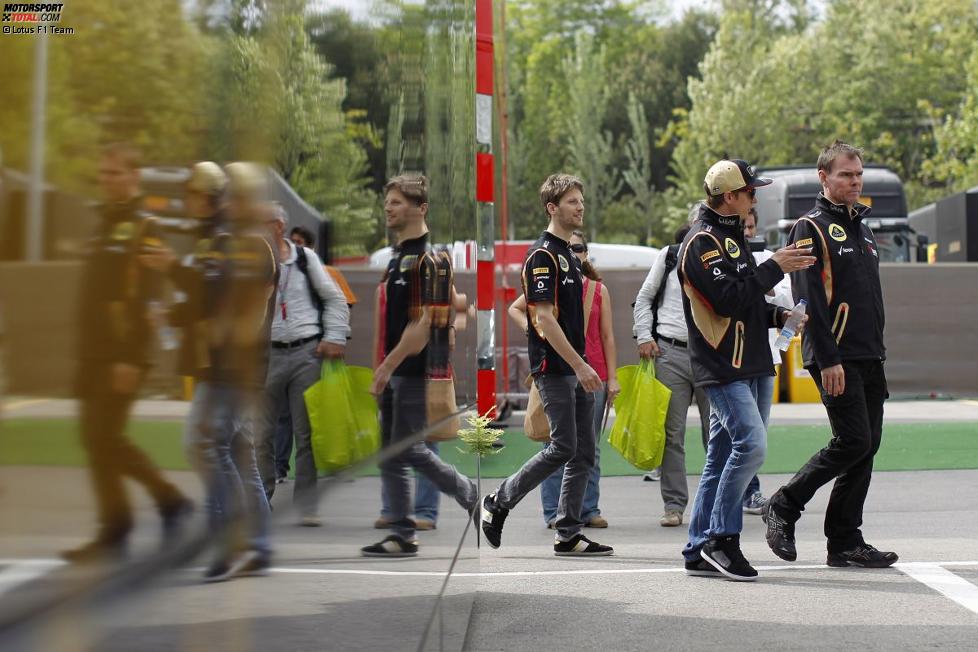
[278,262,293,319]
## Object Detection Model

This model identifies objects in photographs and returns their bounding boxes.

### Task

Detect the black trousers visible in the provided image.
[79,389,182,541]
[772,359,887,552]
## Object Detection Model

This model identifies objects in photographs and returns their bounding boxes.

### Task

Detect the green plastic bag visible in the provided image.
[305,360,380,472]
[609,359,671,470]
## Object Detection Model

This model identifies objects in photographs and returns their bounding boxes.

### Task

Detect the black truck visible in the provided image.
[754,165,928,263]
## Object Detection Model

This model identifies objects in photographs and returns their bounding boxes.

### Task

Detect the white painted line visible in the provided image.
[1,558,977,581]
[1,398,51,412]
[897,564,978,617]
[0,560,64,597]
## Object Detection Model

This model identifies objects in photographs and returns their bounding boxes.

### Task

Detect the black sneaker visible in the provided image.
[700,535,758,581]
[685,558,722,577]
[553,534,614,557]
[229,550,272,577]
[361,535,419,558]
[827,544,898,568]
[762,500,797,562]
[160,498,194,544]
[203,557,235,583]
[480,494,509,549]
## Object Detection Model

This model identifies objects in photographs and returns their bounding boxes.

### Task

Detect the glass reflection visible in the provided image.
[0,0,477,650]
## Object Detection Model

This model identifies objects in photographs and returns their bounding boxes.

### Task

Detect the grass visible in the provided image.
[2,418,977,478]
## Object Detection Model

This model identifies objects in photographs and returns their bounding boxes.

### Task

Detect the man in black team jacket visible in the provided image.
[680,160,814,581]
[764,141,899,569]
[65,143,192,563]
[480,173,613,557]
[360,174,477,558]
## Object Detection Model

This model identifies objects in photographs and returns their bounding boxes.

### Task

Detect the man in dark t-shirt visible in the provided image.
[360,175,477,558]
[481,173,613,557]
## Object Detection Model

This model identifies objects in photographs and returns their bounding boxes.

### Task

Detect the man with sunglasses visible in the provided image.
[679,159,815,581]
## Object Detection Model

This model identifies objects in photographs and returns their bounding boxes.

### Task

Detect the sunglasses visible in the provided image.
[569,243,588,254]
[736,187,756,198]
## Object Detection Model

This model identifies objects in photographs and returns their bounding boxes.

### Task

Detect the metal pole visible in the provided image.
[26,29,49,262]
[475,0,496,418]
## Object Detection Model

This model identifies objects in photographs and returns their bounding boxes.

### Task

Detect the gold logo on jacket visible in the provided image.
[829,224,847,242]
[724,238,741,259]
[111,222,135,241]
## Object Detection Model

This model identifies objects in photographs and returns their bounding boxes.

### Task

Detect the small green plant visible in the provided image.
[457,408,504,457]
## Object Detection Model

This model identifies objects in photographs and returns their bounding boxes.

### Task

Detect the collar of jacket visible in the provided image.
[99,195,144,224]
[697,203,744,233]
[815,193,872,222]
[394,232,430,255]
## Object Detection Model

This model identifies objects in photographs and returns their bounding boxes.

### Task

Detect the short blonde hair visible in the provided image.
[539,173,584,211]
[384,174,428,205]
[817,140,864,173]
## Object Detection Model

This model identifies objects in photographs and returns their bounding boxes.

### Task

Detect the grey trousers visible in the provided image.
[380,376,477,541]
[496,374,595,542]
[655,340,711,514]
[257,340,321,517]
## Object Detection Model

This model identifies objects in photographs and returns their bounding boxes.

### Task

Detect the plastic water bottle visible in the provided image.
[775,299,807,352]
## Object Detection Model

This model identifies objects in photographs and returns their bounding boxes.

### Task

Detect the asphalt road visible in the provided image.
[1,465,977,651]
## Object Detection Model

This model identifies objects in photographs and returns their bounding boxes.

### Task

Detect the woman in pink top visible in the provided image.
[508,231,619,528]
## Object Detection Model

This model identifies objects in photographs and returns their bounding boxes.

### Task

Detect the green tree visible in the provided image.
[561,32,622,241]
[621,92,658,244]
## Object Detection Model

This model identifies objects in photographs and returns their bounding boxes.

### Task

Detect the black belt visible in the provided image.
[655,335,687,349]
[271,334,320,349]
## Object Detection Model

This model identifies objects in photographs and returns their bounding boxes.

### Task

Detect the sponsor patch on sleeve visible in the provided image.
[532,267,550,275]
[795,237,813,248]
[700,249,721,263]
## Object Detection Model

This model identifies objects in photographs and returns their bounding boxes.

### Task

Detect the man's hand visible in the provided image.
[606,377,621,403]
[317,341,346,359]
[370,362,392,397]
[138,247,177,273]
[574,362,603,393]
[638,340,661,360]
[821,363,845,397]
[771,244,816,273]
[111,363,142,395]
[795,314,810,337]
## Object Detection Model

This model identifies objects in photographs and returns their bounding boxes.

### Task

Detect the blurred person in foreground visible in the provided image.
[64,143,192,563]
[142,161,277,581]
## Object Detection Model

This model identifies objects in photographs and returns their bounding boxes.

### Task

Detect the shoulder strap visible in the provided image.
[293,245,324,332]
[583,279,597,332]
[651,243,680,338]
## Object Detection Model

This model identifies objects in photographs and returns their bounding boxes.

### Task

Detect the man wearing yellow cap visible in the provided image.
[678,159,814,581]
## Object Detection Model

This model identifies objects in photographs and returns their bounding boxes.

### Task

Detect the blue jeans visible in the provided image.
[540,384,606,524]
[184,382,272,557]
[683,377,768,561]
[380,441,441,522]
[743,372,775,502]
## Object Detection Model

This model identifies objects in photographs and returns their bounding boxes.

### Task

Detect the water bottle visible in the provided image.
[775,299,807,352]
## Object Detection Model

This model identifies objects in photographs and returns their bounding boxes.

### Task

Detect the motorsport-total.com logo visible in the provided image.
[2,3,73,35]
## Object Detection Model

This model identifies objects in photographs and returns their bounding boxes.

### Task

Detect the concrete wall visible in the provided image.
[1,263,975,398]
